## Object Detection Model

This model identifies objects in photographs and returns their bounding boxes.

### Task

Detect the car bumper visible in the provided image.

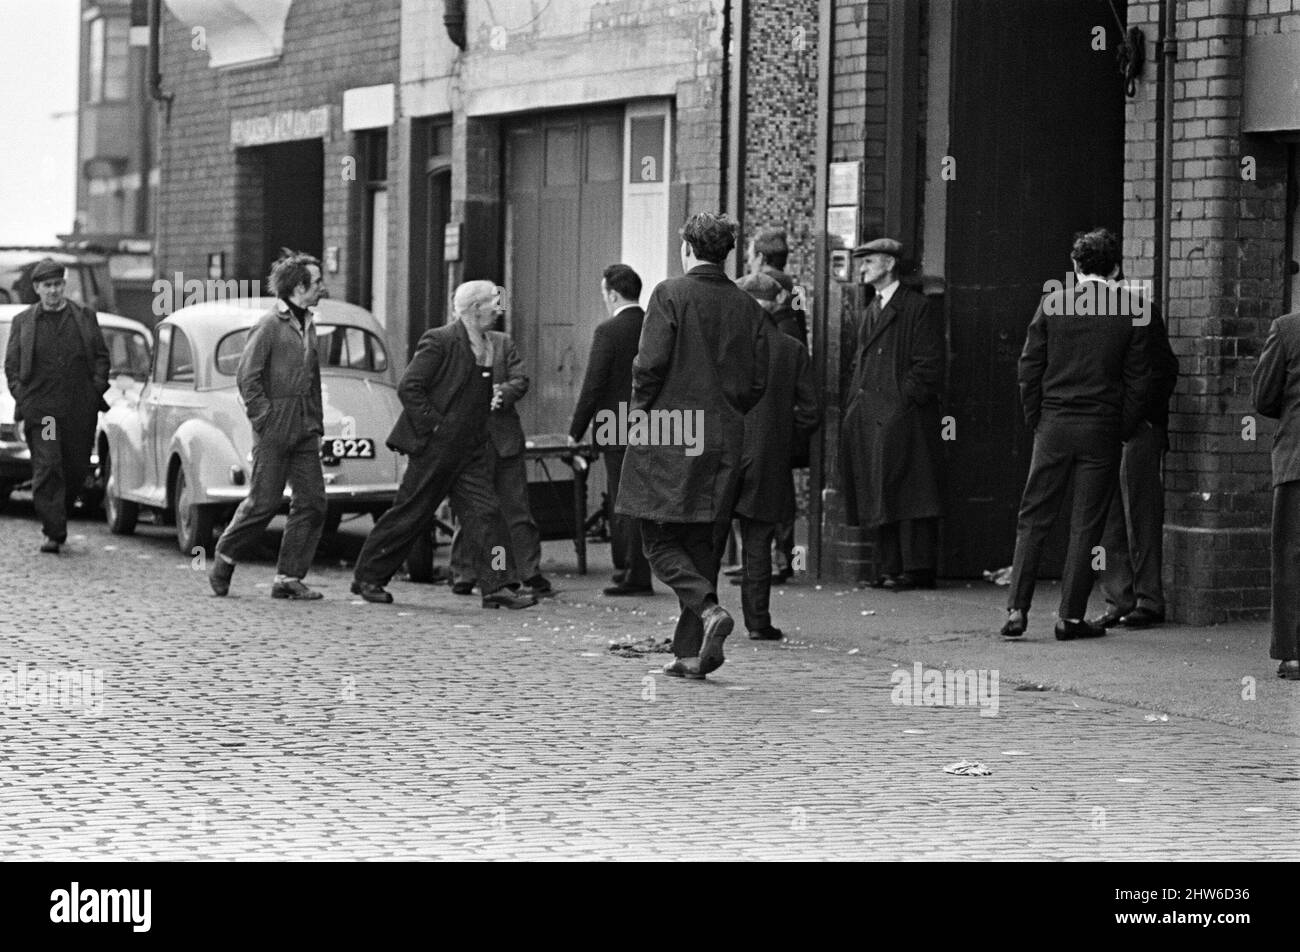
[0,442,31,484]
[203,483,399,507]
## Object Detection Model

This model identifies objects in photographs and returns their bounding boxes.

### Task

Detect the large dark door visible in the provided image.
[943,0,1126,576]
[260,140,324,278]
[505,110,623,437]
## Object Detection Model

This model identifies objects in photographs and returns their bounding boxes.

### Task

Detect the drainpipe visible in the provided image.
[1158,0,1176,321]
[148,0,173,118]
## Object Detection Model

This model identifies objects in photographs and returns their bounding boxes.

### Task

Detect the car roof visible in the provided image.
[0,303,148,333]
[161,297,385,355]
[0,250,106,268]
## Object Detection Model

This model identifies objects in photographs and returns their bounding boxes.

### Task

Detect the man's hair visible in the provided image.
[1070,228,1121,278]
[453,279,498,315]
[268,249,321,299]
[751,228,789,270]
[602,264,642,303]
[680,212,738,264]
[736,272,782,303]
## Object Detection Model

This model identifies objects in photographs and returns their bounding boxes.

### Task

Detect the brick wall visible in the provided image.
[156,0,400,300]
[1123,0,1297,623]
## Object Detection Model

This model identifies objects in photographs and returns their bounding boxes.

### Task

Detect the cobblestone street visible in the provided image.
[1,498,1296,861]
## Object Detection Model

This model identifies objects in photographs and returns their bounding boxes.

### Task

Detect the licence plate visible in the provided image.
[322,437,375,459]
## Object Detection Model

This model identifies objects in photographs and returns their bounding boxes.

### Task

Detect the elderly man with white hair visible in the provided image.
[350,280,535,609]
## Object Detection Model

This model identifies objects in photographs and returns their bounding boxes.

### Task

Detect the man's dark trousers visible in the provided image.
[738,516,776,632]
[1008,423,1121,620]
[356,437,514,592]
[25,412,95,543]
[449,448,539,584]
[878,518,938,577]
[215,433,326,578]
[639,519,729,658]
[1097,422,1166,615]
[605,449,651,587]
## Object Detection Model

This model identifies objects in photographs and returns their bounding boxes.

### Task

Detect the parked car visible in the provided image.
[100,298,405,556]
[0,248,117,313]
[0,304,152,511]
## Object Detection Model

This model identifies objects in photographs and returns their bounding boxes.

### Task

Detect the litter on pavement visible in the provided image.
[944,760,993,776]
[607,637,674,658]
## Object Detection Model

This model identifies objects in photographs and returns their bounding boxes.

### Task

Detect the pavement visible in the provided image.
[0,493,1296,861]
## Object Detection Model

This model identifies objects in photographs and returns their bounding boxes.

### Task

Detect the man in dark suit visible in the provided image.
[350,281,535,610]
[731,272,820,640]
[616,212,768,679]
[568,263,653,596]
[449,326,551,598]
[3,258,110,553]
[840,238,946,590]
[1251,312,1300,680]
[1089,284,1179,631]
[1003,228,1149,640]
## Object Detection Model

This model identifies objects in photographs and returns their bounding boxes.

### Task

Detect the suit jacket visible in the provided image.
[839,283,945,527]
[615,263,769,523]
[387,320,484,457]
[569,305,644,446]
[483,329,529,458]
[238,301,323,447]
[1018,280,1149,439]
[3,299,110,422]
[1252,312,1300,486]
[735,318,820,521]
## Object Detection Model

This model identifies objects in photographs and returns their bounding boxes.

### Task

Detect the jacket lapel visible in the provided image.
[861,293,900,353]
[18,307,36,383]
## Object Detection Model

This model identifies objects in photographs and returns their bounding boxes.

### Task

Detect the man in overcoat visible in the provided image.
[3,258,110,553]
[840,238,946,590]
[616,212,768,679]
[350,281,535,610]
[732,272,820,641]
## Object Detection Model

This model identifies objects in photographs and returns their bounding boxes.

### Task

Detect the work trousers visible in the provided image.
[25,412,96,543]
[1097,422,1167,615]
[878,517,939,576]
[605,450,652,587]
[450,448,540,584]
[738,516,777,632]
[639,518,730,659]
[1271,481,1300,662]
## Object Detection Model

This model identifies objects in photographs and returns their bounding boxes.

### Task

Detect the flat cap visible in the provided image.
[736,272,783,302]
[30,258,66,283]
[850,237,904,259]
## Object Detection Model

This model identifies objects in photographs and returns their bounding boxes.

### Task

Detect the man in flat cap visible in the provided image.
[3,258,110,553]
[840,238,945,590]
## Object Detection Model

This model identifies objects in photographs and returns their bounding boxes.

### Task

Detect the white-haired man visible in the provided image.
[350,280,535,609]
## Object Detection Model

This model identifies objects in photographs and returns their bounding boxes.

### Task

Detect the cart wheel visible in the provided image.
[406,529,435,583]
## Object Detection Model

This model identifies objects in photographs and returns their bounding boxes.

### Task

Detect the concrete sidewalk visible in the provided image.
[539,539,1299,739]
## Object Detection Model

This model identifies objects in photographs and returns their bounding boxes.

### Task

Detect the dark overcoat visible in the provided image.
[615,263,768,523]
[1253,312,1300,486]
[568,305,644,446]
[734,319,820,522]
[386,320,483,457]
[840,283,945,528]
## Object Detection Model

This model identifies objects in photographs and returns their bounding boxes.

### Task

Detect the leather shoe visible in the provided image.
[1055,618,1106,640]
[698,604,734,674]
[1000,610,1027,639]
[209,557,234,596]
[271,579,323,600]
[611,570,627,584]
[39,536,60,554]
[1088,606,1132,629]
[523,574,555,597]
[748,626,784,641]
[663,657,705,679]
[1119,607,1164,628]
[350,580,393,604]
[482,590,537,610]
[1278,661,1300,681]
[603,583,653,596]
[772,567,794,584]
[868,574,896,589]
[451,581,475,596]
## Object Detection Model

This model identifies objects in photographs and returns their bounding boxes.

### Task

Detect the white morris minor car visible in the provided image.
[100,298,404,555]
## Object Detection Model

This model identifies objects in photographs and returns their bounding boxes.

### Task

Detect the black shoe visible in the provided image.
[868,574,896,589]
[887,571,935,591]
[1278,661,1300,681]
[663,657,705,680]
[748,626,784,641]
[209,557,234,596]
[350,580,393,604]
[1119,607,1165,629]
[451,581,475,596]
[1000,610,1027,639]
[1088,606,1132,629]
[611,570,628,585]
[39,536,61,554]
[698,604,734,674]
[271,579,323,600]
[523,574,555,597]
[603,583,654,596]
[1055,618,1106,640]
[482,590,537,610]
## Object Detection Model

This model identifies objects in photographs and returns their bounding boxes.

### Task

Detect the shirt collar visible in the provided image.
[612,302,639,316]
[875,280,900,308]
[1076,274,1109,285]
[275,299,315,320]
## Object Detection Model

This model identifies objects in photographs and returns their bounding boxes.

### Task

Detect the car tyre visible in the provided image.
[406,528,436,583]
[103,448,138,535]
[174,465,216,557]
[0,480,12,514]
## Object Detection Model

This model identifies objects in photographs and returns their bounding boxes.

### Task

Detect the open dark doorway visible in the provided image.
[237,139,324,282]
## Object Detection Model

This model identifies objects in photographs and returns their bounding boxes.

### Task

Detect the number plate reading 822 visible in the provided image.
[322,437,375,460]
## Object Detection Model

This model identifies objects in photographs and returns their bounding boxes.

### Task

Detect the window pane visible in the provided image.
[168,329,194,382]
[88,18,105,103]
[104,19,130,101]
[214,330,248,376]
[104,328,151,378]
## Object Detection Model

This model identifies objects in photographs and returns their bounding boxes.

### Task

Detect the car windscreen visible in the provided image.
[103,326,151,378]
[214,323,389,377]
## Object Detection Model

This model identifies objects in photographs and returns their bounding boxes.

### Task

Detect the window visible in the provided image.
[152,325,171,384]
[214,331,246,377]
[103,328,151,379]
[87,16,130,104]
[215,324,388,377]
[356,129,389,327]
[167,329,194,383]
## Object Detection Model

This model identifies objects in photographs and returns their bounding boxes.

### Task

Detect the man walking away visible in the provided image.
[1251,311,1300,681]
[569,263,654,596]
[209,251,328,599]
[350,281,535,610]
[1002,228,1149,640]
[616,212,768,679]
[3,258,109,553]
[732,273,820,641]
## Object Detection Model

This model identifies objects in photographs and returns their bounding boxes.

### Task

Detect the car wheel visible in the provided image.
[406,529,436,583]
[80,439,108,514]
[174,465,215,556]
[103,448,138,535]
[0,480,12,514]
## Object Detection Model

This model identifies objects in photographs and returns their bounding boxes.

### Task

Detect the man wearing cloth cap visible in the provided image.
[840,238,945,590]
[3,258,110,553]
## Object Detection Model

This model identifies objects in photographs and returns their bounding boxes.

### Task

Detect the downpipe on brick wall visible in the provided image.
[1158,0,1176,320]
